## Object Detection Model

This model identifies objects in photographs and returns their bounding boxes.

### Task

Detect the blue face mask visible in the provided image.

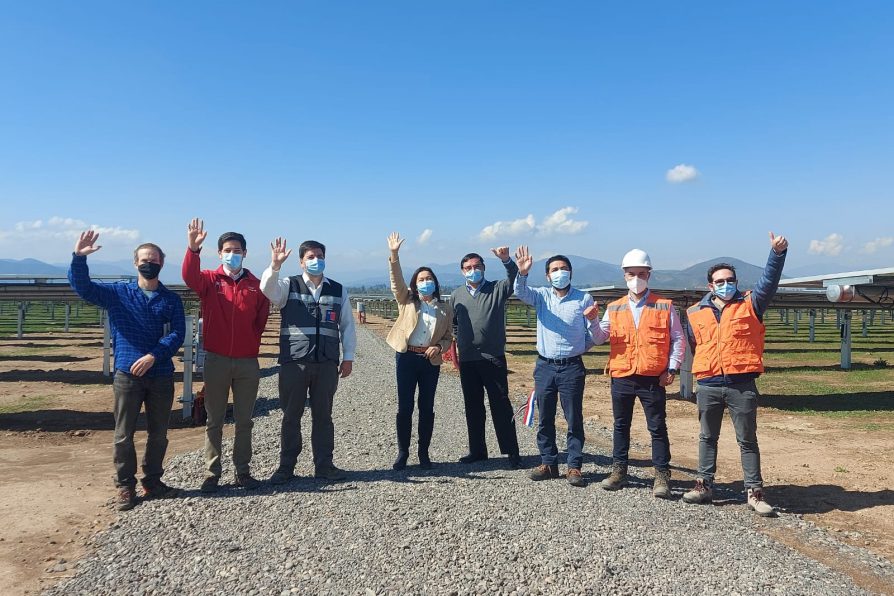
[713,281,737,300]
[549,270,571,289]
[304,257,325,275]
[417,279,435,296]
[221,252,243,270]
[464,269,483,284]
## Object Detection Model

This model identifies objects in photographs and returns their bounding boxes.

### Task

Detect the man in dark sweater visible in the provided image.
[450,248,522,468]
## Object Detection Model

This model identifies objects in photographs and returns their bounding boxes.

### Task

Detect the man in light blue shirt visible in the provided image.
[513,246,594,487]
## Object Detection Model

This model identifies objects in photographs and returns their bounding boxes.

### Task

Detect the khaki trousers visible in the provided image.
[203,351,260,478]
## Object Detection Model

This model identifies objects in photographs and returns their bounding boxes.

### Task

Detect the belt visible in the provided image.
[538,355,582,365]
[407,345,429,354]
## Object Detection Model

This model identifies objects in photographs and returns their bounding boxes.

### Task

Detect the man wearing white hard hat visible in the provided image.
[589,249,684,498]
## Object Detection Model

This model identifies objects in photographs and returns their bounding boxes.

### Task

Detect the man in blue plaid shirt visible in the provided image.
[68,230,185,511]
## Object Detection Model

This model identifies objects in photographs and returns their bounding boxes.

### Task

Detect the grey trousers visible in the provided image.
[696,379,763,488]
[112,372,175,488]
[203,352,260,478]
[278,359,339,471]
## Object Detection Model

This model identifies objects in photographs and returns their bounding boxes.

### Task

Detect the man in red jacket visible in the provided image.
[183,218,270,492]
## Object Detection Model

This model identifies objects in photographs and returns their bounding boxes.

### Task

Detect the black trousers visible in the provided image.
[459,357,519,458]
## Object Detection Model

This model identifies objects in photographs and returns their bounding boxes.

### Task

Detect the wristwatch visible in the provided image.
[667,368,679,376]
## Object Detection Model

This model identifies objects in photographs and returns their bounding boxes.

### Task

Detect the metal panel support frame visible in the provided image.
[180,315,195,420]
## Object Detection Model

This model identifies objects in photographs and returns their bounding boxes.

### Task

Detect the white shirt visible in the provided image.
[407,299,437,347]
[260,266,357,361]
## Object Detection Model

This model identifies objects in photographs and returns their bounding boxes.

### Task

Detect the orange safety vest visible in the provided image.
[607,293,673,377]
[687,293,765,379]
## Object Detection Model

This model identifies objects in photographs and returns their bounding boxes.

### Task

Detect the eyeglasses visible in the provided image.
[712,278,737,285]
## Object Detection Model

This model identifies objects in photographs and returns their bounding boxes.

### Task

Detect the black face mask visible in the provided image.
[138,262,162,280]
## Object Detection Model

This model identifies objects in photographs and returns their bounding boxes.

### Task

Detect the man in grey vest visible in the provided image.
[260,237,356,482]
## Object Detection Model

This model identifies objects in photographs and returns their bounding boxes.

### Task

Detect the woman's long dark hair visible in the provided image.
[408,266,441,302]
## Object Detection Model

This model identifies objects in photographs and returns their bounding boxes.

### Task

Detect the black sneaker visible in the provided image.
[141,480,182,500]
[458,453,488,464]
[314,464,347,481]
[268,468,295,485]
[235,473,260,490]
[116,486,137,511]
[200,476,220,494]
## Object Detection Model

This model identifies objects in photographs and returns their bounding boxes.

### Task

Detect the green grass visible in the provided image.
[0,395,53,414]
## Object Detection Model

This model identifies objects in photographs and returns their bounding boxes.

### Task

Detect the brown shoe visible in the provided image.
[600,463,628,491]
[653,467,671,499]
[529,464,560,481]
[566,468,586,488]
[116,486,137,511]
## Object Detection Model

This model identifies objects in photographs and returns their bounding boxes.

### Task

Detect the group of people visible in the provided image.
[68,222,787,518]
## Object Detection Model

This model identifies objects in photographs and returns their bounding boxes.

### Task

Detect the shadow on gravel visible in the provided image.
[0,355,93,363]
[772,485,894,515]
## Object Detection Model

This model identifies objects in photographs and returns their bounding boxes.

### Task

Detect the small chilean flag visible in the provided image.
[522,390,537,428]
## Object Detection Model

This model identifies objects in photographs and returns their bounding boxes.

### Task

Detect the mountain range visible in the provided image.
[0,255,776,291]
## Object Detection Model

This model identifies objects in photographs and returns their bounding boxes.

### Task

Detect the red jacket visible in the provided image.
[182,248,270,358]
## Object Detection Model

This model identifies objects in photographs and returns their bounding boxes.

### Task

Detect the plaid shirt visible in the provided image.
[68,254,185,377]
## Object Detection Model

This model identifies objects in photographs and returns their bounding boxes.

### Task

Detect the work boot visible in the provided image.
[529,464,560,481]
[235,473,260,490]
[116,486,137,511]
[682,479,713,504]
[200,476,220,494]
[599,463,628,491]
[314,464,347,481]
[566,468,586,488]
[653,467,671,499]
[747,488,776,517]
[268,467,295,485]
[140,480,182,500]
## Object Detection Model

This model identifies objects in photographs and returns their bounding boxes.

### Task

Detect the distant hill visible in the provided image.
[0,255,781,291]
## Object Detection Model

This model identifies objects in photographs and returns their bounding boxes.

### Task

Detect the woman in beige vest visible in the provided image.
[385,232,454,470]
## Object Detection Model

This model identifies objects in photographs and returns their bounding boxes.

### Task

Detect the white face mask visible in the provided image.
[626,276,647,294]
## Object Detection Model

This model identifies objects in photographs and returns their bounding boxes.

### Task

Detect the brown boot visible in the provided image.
[529,464,560,481]
[599,463,627,491]
[653,467,671,499]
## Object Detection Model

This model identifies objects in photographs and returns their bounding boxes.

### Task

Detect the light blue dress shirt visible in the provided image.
[514,274,595,358]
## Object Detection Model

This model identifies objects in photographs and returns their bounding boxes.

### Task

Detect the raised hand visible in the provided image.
[74,230,102,256]
[515,245,533,276]
[769,231,788,255]
[387,232,405,254]
[490,246,510,261]
[187,218,207,251]
[270,237,292,271]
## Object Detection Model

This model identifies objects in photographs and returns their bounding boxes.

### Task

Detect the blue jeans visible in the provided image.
[696,380,763,488]
[395,352,440,453]
[610,375,671,470]
[533,358,586,469]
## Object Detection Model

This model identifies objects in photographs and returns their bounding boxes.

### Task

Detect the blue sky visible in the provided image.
[1,1,892,277]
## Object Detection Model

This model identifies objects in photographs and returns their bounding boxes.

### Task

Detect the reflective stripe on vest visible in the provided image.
[607,294,672,377]
[687,293,765,379]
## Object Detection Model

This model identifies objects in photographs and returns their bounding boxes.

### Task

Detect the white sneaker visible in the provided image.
[747,488,776,517]
[682,479,713,504]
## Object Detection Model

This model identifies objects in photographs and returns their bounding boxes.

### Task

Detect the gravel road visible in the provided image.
[47,327,892,595]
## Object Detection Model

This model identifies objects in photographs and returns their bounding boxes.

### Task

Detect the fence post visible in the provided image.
[64,303,71,332]
[102,310,111,377]
[808,309,816,343]
[17,302,25,338]
[181,315,195,420]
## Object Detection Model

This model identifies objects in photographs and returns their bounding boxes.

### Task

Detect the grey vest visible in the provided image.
[279,276,343,364]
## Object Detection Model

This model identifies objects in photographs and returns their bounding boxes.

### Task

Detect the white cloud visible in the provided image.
[0,216,140,247]
[416,228,433,245]
[862,237,893,254]
[666,164,699,184]
[808,233,845,257]
[479,214,536,240]
[478,207,588,241]
[537,206,588,237]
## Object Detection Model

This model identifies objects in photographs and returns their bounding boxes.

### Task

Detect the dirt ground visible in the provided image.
[1,316,892,595]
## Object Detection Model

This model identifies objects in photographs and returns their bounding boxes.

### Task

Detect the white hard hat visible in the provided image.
[621,249,652,269]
